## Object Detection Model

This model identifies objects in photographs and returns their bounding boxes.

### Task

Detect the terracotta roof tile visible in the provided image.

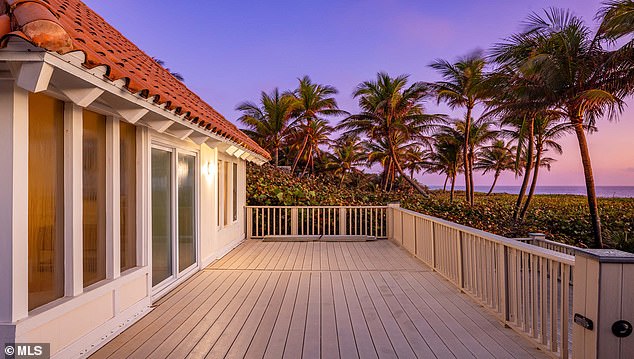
[0,0,270,160]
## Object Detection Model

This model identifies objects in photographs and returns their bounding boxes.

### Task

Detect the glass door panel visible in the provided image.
[151,148,173,286]
[178,154,196,272]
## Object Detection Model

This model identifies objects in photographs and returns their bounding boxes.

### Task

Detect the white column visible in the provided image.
[387,202,400,242]
[64,103,83,296]
[138,127,150,298]
[0,79,29,323]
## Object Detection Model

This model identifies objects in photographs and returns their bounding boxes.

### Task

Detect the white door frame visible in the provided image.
[149,141,200,297]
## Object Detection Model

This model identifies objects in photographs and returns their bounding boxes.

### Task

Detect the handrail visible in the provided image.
[395,207,575,265]
[390,205,574,358]
[525,237,580,257]
[245,205,388,209]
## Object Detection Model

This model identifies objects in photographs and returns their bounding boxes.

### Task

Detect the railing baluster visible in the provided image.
[561,263,570,359]
[550,260,558,352]
[531,254,538,338]
[541,257,548,345]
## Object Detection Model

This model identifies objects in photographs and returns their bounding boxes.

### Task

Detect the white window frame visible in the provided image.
[217,157,239,229]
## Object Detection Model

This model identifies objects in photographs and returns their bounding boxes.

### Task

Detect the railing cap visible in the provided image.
[387,202,401,208]
[528,232,546,239]
[576,248,634,263]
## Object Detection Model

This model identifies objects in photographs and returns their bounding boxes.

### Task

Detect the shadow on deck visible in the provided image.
[91,240,547,358]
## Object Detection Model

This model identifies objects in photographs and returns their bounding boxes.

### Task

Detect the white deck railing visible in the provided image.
[246,206,388,239]
[389,205,574,358]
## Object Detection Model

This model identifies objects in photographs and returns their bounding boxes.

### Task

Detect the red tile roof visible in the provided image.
[0,0,270,160]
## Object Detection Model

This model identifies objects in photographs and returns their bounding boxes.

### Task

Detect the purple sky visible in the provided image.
[84,0,634,186]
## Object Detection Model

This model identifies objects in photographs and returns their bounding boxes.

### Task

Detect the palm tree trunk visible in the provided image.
[443,175,449,192]
[573,120,603,248]
[513,117,534,220]
[339,171,346,188]
[469,148,475,206]
[310,149,315,174]
[301,155,310,176]
[487,170,500,195]
[274,147,280,167]
[387,139,428,197]
[393,155,428,196]
[463,107,473,204]
[519,146,542,220]
[291,136,309,173]
[450,173,456,203]
[382,162,390,192]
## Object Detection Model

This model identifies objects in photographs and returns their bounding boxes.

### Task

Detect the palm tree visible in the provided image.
[289,76,347,172]
[474,140,516,195]
[423,133,463,202]
[287,118,333,176]
[517,115,574,219]
[598,1,634,41]
[494,9,634,247]
[152,58,185,81]
[326,136,366,187]
[457,117,499,197]
[337,72,442,195]
[430,52,489,205]
[236,88,296,166]
[403,147,429,181]
[364,134,424,192]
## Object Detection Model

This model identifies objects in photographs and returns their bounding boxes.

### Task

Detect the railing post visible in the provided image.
[572,249,634,359]
[291,207,298,236]
[529,232,546,245]
[339,207,347,236]
[387,202,400,242]
[246,207,252,240]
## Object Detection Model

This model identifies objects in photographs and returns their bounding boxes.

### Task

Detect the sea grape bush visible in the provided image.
[247,164,634,252]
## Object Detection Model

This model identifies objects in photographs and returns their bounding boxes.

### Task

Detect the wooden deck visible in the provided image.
[91,240,548,358]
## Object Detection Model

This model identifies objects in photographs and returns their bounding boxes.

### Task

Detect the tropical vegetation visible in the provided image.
[238,2,634,249]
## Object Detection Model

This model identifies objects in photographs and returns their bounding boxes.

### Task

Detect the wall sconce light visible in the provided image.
[206,161,214,177]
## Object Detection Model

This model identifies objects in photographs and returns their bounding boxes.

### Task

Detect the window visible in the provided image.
[218,160,237,227]
[120,121,136,271]
[28,93,65,310]
[82,110,107,287]
[232,163,238,221]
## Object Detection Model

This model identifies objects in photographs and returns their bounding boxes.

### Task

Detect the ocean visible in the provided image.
[427,185,634,198]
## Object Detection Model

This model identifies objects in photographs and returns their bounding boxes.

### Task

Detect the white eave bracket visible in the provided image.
[16,61,53,93]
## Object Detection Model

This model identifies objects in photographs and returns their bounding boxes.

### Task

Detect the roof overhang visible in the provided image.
[0,38,269,164]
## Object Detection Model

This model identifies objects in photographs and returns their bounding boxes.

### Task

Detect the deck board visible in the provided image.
[92,240,548,359]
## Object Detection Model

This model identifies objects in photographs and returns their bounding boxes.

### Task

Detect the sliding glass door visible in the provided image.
[151,148,173,286]
[151,147,198,289]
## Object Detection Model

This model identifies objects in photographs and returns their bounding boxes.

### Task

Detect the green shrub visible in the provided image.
[247,164,634,251]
